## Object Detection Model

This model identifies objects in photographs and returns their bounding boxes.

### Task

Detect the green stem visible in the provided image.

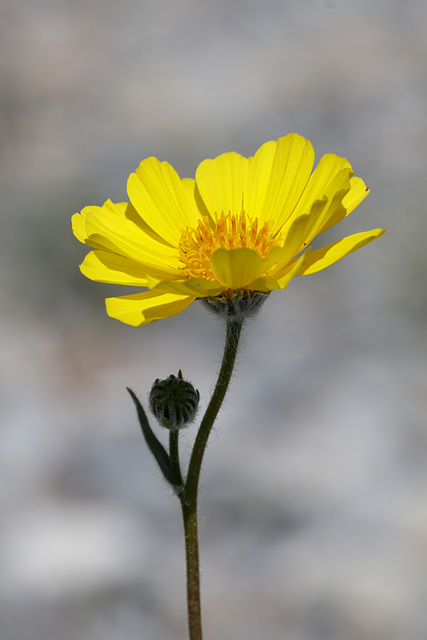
[169,429,184,495]
[180,317,244,640]
[181,501,202,640]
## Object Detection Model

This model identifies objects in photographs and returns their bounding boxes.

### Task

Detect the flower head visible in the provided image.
[72,134,384,326]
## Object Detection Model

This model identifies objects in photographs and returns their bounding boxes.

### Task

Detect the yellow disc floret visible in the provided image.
[179,211,282,281]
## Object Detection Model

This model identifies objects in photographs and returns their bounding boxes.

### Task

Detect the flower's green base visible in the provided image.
[201,290,269,320]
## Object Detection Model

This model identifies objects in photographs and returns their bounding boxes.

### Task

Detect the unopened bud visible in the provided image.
[149,370,200,431]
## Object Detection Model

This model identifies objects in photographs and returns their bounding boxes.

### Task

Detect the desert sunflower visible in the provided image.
[72,133,384,326]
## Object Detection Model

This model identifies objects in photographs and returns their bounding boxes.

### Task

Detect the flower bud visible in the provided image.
[149,370,200,431]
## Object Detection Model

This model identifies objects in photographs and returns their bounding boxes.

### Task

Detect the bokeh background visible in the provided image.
[1,0,426,638]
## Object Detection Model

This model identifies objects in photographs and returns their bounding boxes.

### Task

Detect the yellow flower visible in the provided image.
[72,134,384,326]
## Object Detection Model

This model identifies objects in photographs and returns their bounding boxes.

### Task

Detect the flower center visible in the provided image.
[179,211,281,281]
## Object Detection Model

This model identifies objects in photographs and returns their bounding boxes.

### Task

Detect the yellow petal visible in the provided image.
[285,154,354,239]
[72,211,90,244]
[81,250,151,285]
[146,275,224,297]
[127,157,199,246]
[74,200,177,254]
[243,134,315,232]
[341,176,370,217]
[105,291,195,327]
[73,205,124,252]
[82,204,183,274]
[73,206,118,251]
[248,252,309,292]
[295,154,352,210]
[242,140,276,219]
[209,247,274,289]
[195,152,250,218]
[271,201,328,274]
[121,200,175,244]
[181,178,211,220]
[297,228,386,275]
[311,170,352,238]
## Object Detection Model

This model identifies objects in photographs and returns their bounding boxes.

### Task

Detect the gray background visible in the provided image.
[1,0,426,638]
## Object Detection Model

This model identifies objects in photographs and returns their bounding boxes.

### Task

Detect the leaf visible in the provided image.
[127,387,173,486]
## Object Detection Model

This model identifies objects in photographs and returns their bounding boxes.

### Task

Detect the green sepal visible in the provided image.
[127,387,173,486]
[161,416,173,430]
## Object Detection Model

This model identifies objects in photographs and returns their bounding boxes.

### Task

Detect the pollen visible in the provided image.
[179,211,282,281]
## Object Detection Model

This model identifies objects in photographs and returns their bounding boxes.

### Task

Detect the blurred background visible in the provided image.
[1,0,426,638]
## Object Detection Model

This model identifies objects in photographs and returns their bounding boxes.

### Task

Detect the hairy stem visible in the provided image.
[169,429,184,494]
[180,317,244,640]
